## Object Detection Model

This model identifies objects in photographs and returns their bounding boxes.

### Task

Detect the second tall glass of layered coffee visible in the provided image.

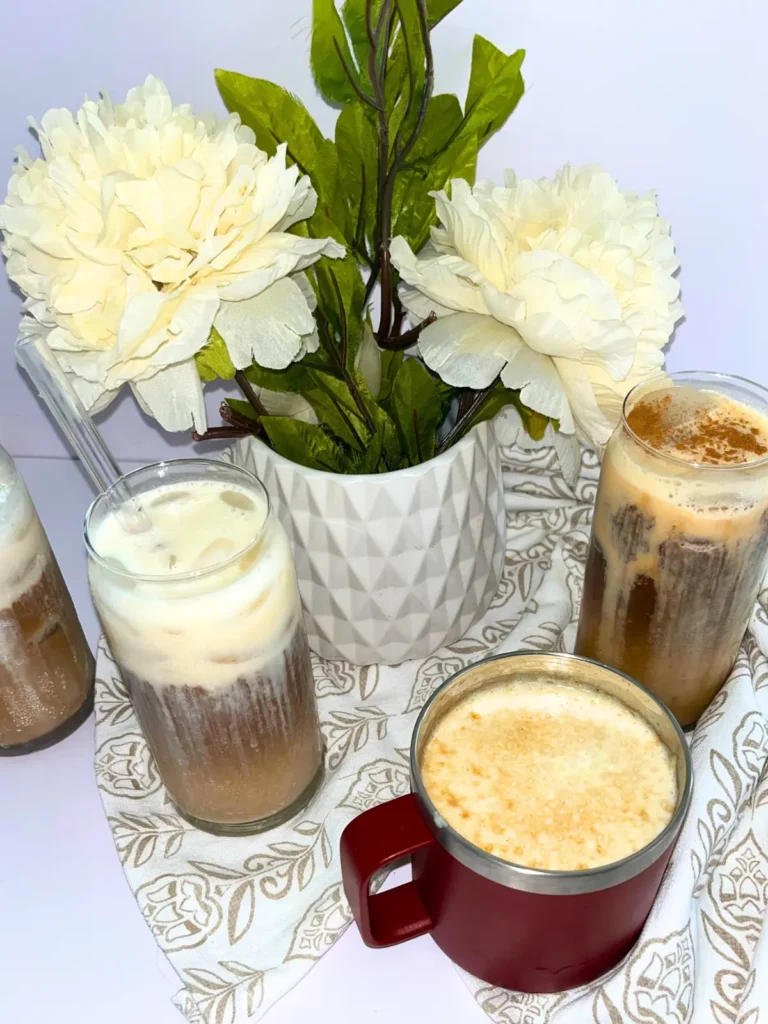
[576,372,768,727]
[85,460,323,835]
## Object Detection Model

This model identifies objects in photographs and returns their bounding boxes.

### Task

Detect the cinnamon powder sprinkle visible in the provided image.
[627,392,768,465]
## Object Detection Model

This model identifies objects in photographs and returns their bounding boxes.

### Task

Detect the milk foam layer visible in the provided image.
[0,454,48,610]
[613,388,768,521]
[421,680,677,872]
[628,388,768,465]
[88,479,301,689]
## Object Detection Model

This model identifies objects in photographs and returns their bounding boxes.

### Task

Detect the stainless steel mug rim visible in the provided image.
[409,651,693,896]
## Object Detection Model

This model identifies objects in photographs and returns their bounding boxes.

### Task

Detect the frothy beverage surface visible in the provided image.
[628,388,768,466]
[89,479,299,690]
[421,681,677,872]
[93,480,268,576]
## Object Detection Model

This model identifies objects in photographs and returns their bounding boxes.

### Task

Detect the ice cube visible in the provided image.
[220,489,254,512]
[192,538,237,570]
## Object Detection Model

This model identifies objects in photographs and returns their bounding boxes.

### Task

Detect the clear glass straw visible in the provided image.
[16,336,150,530]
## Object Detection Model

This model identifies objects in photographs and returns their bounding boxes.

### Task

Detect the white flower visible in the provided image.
[0,75,343,432]
[390,165,683,449]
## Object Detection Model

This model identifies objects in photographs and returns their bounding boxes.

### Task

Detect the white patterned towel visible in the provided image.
[94,444,768,1024]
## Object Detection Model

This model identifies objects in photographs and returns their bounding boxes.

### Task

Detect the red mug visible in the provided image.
[340,652,692,993]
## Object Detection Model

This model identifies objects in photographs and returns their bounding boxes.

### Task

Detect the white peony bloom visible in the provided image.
[391,165,683,450]
[0,76,343,432]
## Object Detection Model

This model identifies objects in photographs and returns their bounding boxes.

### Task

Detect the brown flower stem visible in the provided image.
[192,426,252,442]
[457,389,475,418]
[234,370,269,417]
[435,379,498,455]
[378,311,436,350]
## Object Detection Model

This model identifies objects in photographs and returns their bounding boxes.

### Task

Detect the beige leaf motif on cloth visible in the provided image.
[592,988,624,1024]
[623,924,695,1024]
[321,706,388,770]
[188,818,333,936]
[94,666,134,728]
[136,873,223,952]
[95,731,161,799]
[474,985,565,1024]
[312,656,357,699]
[109,812,189,867]
[183,960,265,1024]
[405,656,465,714]
[338,758,410,813]
[710,831,768,941]
[285,882,352,961]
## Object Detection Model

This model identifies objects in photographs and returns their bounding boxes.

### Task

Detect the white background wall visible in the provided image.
[0,0,765,460]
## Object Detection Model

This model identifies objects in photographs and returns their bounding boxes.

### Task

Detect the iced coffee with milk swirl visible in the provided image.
[86,460,323,835]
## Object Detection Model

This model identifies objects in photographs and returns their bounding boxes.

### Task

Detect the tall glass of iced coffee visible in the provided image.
[575,372,768,727]
[85,459,323,835]
[0,445,94,754]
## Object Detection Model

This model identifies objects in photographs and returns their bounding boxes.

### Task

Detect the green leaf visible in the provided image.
[305,369,371,450]
[378,349,404,403]
[347,432,384,473]
[307,215,366,369]
[195,327,236,382]
[387,0,429,145]
[466,382,551,441]
[214,70,343,230]
[342,0,387,76]
[425,0,464,27]
[334,103,378,259]
[243,360,314,394]
[462,38,525,146]
[225,398,259,422]
[392,116,477,251]
[436,378,459,422]
[260,417,345,472]
[388,358,441,463]
[352,369,406,470]
[311,0,360,105]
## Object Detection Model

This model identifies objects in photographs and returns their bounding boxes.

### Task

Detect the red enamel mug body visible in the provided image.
[340,652,693,993]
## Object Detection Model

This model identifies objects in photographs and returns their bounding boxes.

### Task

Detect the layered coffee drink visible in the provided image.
[0,446,94,754]
[86,461,323,835]
[421,678,677,871]
[575,373,768,727]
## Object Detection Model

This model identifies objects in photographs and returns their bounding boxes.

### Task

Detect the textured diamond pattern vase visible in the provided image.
[229,422,505,665]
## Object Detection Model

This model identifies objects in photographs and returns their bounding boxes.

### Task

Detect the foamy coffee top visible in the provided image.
[88,479,301,689]
[627,388,768,466]
[421,680,677,872]
[0,452,49,611]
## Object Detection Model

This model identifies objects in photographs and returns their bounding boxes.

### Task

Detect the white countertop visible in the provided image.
[0,456,479,1024]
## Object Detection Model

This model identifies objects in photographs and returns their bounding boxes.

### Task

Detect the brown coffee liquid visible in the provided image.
[0,551,94,753]
[122,627,322,827]
[576,386,768,726]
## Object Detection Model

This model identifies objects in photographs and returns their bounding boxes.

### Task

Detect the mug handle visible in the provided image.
[340,793,436,947]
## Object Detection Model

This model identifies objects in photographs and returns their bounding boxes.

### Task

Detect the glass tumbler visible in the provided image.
[0,445,94,754]
[575,371,768,727]
[85,459,324,835]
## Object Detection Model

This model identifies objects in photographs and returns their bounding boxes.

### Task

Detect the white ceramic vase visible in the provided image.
[228,421,505,665]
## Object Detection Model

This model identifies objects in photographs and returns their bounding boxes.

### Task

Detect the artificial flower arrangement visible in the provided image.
[0,0,682,478]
